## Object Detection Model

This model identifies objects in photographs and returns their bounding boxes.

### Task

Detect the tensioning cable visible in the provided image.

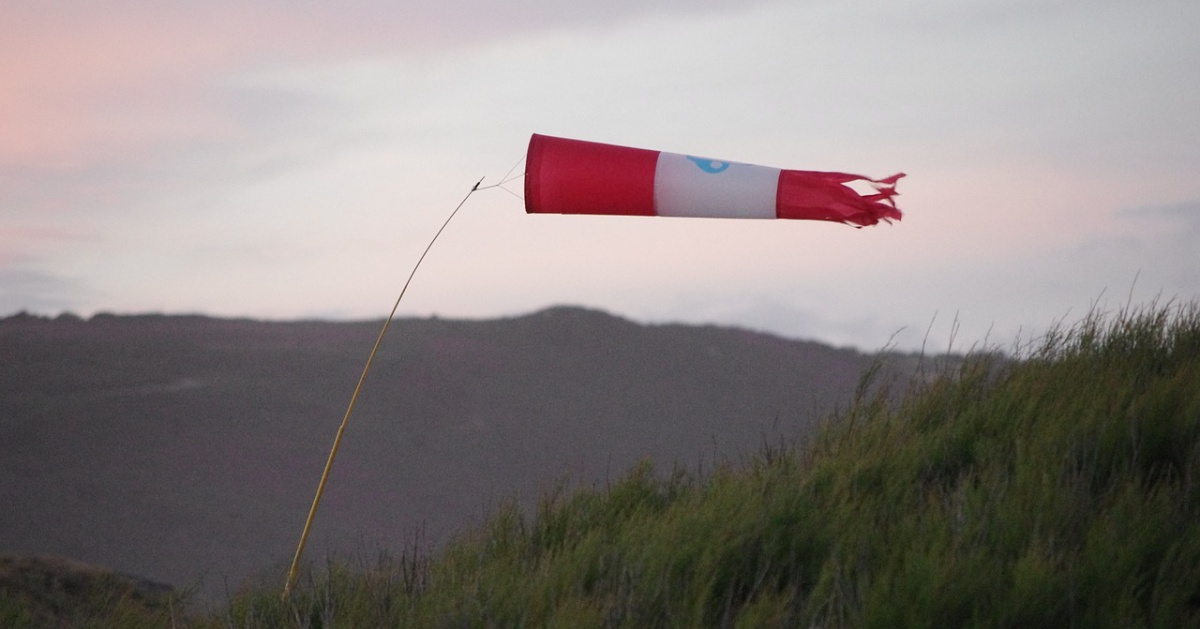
[282,170,520,599]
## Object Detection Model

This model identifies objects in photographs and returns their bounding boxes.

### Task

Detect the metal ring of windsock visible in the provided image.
[524,133,903,227]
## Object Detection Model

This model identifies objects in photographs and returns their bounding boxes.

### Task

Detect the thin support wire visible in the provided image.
[282,176,485,599]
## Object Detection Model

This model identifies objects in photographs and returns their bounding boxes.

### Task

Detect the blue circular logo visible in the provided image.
[687,156,731,174]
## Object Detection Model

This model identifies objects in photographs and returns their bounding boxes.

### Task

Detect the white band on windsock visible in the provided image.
[653,152,782,219]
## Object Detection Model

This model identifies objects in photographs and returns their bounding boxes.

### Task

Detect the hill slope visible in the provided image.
[0,555,174,628]
[0,306,882,603]
[216,303,1200,627]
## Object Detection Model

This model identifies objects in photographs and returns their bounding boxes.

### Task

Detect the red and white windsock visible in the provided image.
[524,134,903,227]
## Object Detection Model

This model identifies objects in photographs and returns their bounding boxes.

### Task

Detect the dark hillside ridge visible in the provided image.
[0,555,174,626]
[0,306,890,602]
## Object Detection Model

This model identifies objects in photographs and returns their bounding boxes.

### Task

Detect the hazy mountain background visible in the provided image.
[0,306,908,604]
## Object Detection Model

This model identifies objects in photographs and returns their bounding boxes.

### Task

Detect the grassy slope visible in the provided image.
[0,556,179,629]
[189,303,1200,625]
[208,303,1200,628]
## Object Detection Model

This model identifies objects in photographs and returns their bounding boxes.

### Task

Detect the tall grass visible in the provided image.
[204,302,1200,628]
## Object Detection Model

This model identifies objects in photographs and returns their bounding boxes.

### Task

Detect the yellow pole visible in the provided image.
[282,179,482,599]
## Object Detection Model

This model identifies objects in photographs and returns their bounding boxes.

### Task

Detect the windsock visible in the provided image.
[524,133,903,227]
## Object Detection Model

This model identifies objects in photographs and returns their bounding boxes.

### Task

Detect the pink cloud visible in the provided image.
[0,1,771,171]
[0,4,434,170]
[4,9,237,167]
[0,226,95,265]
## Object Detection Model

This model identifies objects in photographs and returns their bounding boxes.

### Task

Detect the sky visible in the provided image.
[3,0,1199,351]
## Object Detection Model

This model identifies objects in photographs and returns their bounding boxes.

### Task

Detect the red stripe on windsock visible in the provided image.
[525,134,659,216]
[776,170,904,226]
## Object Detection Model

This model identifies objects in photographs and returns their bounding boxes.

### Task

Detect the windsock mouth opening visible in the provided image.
[523,133,659,216]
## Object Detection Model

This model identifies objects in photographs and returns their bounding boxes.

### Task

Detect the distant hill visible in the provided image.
[0,306,896,604]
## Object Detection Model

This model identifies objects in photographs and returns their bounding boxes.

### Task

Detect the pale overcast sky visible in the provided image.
[3,0,1198,350]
